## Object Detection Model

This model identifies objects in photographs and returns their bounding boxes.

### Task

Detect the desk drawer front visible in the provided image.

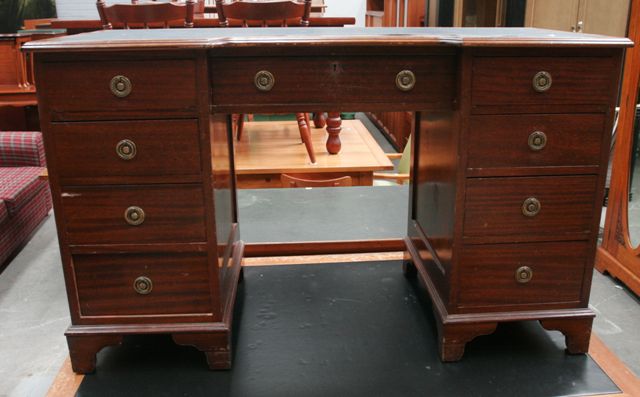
[62,185,206,244]
[471,56,615,109]
[42,59,198,120]
[51,120,202,178]
[211,56,455,109]
[74,252,211,317]
[467,114,605,170]
[457,241,587,309]
[463,175,597,242]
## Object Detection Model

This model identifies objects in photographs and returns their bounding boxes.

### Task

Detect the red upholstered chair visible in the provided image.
[216,0,317,164]
[96,0,196,29]
[0,131,52,268]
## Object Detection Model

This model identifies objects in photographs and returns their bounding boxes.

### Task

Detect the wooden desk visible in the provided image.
[0,31,64,130]
[47,15,356,35]
[25,27,629,373]
[0,33,36,106]
[235,120,393,188]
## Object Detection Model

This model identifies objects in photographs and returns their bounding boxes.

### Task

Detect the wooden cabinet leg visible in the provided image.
[326,112,342,154]
[172,332,232,370]
[540,317,593,354]
[436,322,497,362]
[205,349,232,370]
[313,112,326,128]
[66,334,123,374]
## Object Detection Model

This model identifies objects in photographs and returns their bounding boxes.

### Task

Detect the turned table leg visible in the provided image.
[325,112,342,154]
[313,112,326,128]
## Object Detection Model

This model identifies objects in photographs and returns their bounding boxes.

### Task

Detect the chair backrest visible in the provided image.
[215,0,312,27]
[281,174,352,188]
[132,0,205,13]
[397,134,412,176]
[97,0,196,29]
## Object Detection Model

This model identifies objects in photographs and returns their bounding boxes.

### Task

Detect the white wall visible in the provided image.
[56,0,368,25]
[323,0,366,27]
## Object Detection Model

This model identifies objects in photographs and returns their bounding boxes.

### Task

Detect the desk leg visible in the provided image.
[326,112,342,154]
[66,333,123,373]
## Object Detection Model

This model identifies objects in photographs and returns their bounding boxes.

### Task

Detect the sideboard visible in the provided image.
[24,27,630,372]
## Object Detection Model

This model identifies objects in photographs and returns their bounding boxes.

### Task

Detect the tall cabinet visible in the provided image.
[365,0,425,27]
[596,0,640,295]
[365,0,426,150]
[525,0,631,37]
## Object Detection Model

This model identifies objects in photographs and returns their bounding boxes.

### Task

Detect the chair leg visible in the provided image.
[300,113,311,142]
[236,113,245,141]
[304,113,311,134]
[296,112,316,164]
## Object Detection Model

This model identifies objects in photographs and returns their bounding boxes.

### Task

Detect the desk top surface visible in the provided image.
[24,27,632,52]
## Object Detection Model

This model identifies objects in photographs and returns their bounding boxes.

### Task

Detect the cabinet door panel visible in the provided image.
[525,0,580,32]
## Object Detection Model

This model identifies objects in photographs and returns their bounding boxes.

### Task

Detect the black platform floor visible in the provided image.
[76,261,618,397]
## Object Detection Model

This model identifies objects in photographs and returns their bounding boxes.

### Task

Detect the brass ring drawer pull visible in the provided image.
[528,131,547,151]
[116,139,137,160]
[110,75,132,98]
[254,70,275,92]
[515,266,533,284]
[124,206,145,226]
[396,70,416,91]
[532,71,552,92]
[133,276,153,295]
[522,197,541,217]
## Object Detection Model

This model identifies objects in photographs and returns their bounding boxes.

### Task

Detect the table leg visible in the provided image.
[326,112,342,154]
[313,112,326,128]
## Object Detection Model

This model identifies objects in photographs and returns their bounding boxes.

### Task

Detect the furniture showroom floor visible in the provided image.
[2,201,640,396]
[1,115,639,396]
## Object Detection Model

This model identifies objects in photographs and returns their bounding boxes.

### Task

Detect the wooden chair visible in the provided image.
[216,0,316,164]
[373,135,411,185]
[216,0,312,27]
[281,174,352,188]
[96,0,196,29]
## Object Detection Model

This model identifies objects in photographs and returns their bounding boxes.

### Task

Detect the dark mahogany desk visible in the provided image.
[25,27,630,373]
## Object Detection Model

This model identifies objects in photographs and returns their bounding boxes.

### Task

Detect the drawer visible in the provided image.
[236,172,372,189]
[467,114,605,171]
[471,56,616,108]
[463,175,597,242]
[74,252,211,317]
[211,55,455,111]
[457,241,588,309]
[51,120,202,178]
[41,59,198,120]
[62,185,206,245]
